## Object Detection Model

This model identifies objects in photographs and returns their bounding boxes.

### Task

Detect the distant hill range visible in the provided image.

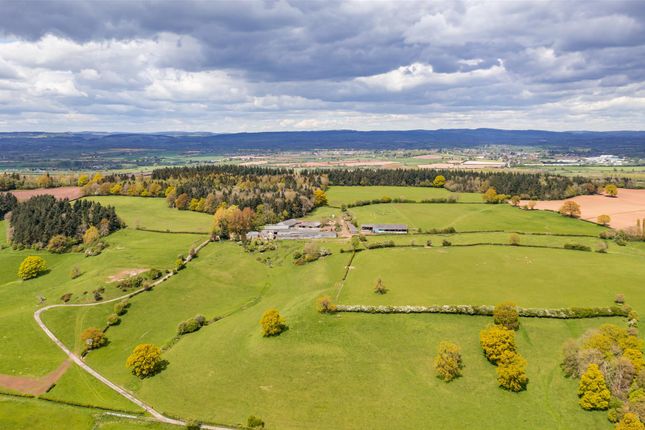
[1,129,644,170]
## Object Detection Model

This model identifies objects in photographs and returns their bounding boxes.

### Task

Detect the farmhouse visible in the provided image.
[360,224,408,234]
[248,219,337,240]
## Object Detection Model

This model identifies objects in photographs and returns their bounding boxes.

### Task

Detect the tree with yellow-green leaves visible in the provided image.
[597,214,611,226]
[433,341,464,382]
[578,363,611,410]
[83,226,100,244]
[260,309,287,337]
[17,256,47,280]
[80,327,107,351]
[494,302,520,330]
[559,200,581,218]
[126,344,163,378]
[616,413,645,430]
[313,188,328,206]
[496,350,528,391]
[432,175,446,188]
[605,184,619,197]
[480,324,515,364]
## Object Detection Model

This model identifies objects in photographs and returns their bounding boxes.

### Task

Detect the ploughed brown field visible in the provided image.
[522,188,645,230]
[3,186,83,202]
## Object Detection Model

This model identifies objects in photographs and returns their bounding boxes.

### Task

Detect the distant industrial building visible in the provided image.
[360,224,408,234]
[248,219,336,240]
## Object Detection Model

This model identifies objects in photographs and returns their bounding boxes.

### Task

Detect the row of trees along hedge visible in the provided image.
[86,164,327,220]
[9,195,123,247]
[324,168,604,200]
[0,192,17,220]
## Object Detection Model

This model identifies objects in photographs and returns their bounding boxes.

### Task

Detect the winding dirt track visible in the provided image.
[33,239,232,430]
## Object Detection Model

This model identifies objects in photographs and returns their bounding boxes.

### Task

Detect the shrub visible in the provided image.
[126,343,163,377]
[47,234,74,253]
[433,341,464,382]
[17,256,47,280]
[493,302,520,330]
[509,233,520,246]
[60,292,73,303]
[373,278,388,295]
[496,351,528,391]
[564,243,592,252]
[480,325,515,364]
[316,296,337,314]
[578,363,611,410]
[616,413,645,430]
[615,294,625,304]
[70,266,81,279]
[184,420,201,430]
[598,214,611,226]
[559,200,581,218]
[107,314,120,326]
[84,240,107,257]
[177,316,205,335]
[80,327,107,351]
[260,309,287,337]
[442,239,452,247]
[246,415,265,429]
[83,226,100,245]
[114,300,129,316]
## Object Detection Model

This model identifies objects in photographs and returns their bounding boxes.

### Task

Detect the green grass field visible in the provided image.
[326,185,481,206]
[82,196,212,233]
[1,194,642,429]
[349,203,606,235]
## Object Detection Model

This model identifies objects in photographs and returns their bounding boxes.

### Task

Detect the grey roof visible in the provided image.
[362,224,408,230]
[348,223,358,234]
[296,221,321,228]
[279,218,300,227]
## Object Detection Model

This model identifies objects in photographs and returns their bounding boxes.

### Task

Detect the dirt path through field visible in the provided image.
[0,360,70,395]
[521,188,645,230]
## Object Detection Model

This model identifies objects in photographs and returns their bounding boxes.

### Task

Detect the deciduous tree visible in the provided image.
[433,341,464,382]
[494,302,520,330]
[126,343,163,377]
[80,327,107,351]
[17,256,47,280]
[559,200,581,218]
[260,309,287,337]
[578,363,611,410]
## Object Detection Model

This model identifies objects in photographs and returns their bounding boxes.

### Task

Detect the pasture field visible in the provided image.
[348,203,607,235]
[326,185,481,206]
[340,246,645,314]
[82,196,212,233]
[0,394,172,430]
[0,203,208,413]
[2,194,642,429]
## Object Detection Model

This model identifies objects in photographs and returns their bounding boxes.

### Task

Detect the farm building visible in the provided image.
[360,224,408,234]
[248,219,336,240]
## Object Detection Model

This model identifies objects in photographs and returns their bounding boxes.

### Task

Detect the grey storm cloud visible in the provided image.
[0,0,643,131]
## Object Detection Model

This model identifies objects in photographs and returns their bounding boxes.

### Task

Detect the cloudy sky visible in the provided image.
[0,0,643,132]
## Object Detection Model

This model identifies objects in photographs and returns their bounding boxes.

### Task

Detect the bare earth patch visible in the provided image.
[108,268,148,283]
[3,186,83,202]
[0,360,70,395]
[522,188,645,230]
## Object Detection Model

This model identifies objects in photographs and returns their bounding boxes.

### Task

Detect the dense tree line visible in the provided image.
[0,192,17,220]
[86,165,326,220]
[9,195,123,247]
[324,168,602,200]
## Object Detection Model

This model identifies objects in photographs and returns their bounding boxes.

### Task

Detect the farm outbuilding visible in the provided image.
[360,224,408,234]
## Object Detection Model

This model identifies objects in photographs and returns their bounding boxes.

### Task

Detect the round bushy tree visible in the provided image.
[83,226,100,244]
[316,296,336,314]
[578,363,611,410]
[616,413,645,430]
[496,351,528,391]
[480,325,516,364]
[260,309,287,337]
[493,302,520,330]
[17,256,47,280]
[126,343,163,377]
[433,341,464,382]
[80,327,107,351]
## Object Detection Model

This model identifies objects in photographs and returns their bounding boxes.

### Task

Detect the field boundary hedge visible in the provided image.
[133,227,208,235]
[335,304,628,319]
